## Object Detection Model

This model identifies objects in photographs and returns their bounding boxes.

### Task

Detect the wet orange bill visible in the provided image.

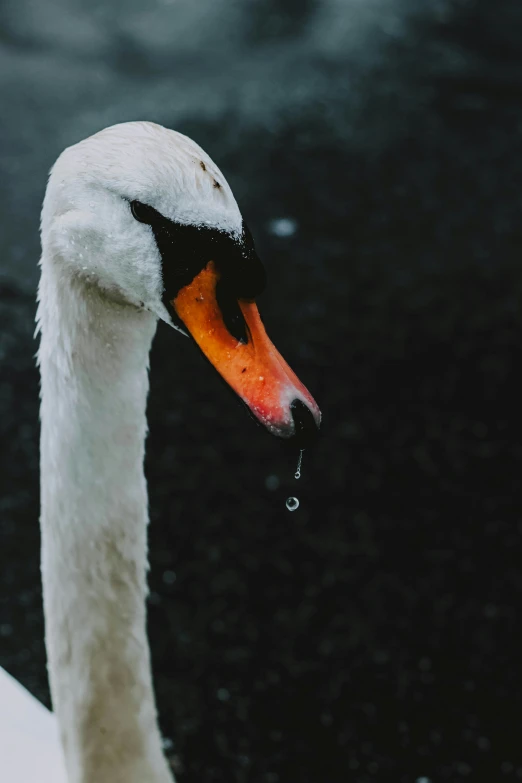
[172,261,321,438]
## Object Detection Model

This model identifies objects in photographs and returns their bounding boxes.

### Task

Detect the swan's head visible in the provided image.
[42,121,320,445]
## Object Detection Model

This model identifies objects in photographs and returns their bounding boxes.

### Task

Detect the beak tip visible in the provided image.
[289,398,321,448]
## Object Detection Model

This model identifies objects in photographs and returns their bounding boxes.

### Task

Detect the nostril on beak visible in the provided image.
[290,399,320,448]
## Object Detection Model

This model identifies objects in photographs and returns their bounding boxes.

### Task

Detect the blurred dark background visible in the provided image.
[2,1,522,781]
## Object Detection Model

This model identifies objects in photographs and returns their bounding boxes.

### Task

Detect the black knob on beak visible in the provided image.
[290,399,320,449]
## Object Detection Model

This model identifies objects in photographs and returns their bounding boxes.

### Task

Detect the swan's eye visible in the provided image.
[130,200,161,224]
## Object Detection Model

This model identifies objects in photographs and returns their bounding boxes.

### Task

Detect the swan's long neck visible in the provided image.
[37,256,173,783]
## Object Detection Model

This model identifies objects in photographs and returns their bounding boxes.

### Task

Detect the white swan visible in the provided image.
[2,121,320,783]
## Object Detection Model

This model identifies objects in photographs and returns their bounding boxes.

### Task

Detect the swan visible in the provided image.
[3,121,321,783]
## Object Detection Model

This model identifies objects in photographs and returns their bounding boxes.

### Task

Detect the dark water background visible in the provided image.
[2,1,522,781]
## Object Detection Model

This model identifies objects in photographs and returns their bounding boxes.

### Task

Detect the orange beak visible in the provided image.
[172,261,321,442]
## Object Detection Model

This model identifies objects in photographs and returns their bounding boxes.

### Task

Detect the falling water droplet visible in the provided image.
[286,496,299,512]
[294,449,304,480]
